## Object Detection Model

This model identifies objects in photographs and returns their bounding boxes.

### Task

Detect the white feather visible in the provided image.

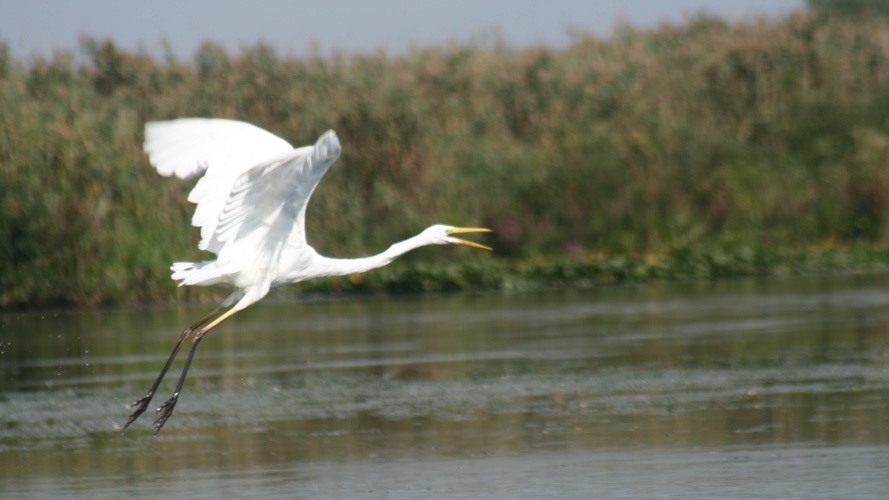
[144,118,302,252]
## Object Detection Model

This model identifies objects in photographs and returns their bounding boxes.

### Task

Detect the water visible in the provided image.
[2,274,889,498]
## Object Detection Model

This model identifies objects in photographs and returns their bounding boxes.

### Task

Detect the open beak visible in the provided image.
[447,227,493,251]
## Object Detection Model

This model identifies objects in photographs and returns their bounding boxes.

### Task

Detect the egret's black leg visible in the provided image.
[123,305,223,430]
[153,330,205,434]
[152,307,241,435]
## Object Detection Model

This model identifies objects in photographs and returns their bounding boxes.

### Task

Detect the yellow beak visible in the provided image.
[447,227,493,251]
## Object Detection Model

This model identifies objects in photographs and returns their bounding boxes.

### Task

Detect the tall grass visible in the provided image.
[3,10,889,307]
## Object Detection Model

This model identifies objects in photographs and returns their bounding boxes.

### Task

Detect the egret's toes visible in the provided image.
[153,394,179,435]
[123,394,154,430]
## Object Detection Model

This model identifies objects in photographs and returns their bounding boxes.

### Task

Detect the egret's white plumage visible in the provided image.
[125,118,491,434]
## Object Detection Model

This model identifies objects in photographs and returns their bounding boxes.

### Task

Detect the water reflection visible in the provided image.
[2,274,889,497]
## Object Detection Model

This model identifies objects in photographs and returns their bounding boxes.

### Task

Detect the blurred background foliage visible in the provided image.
[3,6,889,307]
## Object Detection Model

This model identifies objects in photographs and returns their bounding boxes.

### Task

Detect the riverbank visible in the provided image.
[262,245,889,303]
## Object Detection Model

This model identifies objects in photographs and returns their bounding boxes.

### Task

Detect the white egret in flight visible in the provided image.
[124,118,491,434]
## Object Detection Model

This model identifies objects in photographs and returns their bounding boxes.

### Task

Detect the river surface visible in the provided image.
[2,274,889,498]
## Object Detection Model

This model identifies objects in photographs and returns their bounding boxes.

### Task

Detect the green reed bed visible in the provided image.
[3,10,889,306]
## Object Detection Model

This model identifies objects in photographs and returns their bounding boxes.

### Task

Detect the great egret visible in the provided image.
[124,118,491,434]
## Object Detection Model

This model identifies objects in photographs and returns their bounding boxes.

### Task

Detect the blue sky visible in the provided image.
[1,0,804,59]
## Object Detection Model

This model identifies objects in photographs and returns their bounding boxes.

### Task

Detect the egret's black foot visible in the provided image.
[153,394,179,435]
[124,394,154,430]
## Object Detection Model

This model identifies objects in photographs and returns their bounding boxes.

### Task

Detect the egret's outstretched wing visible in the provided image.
[211,130,341,266]
[144,118,293,179]
[143,118,298,252]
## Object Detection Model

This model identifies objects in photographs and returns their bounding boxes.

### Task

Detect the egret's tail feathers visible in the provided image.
[171,261,224,286]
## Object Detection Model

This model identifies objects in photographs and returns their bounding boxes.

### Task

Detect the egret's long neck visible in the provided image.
[310,233,433,278]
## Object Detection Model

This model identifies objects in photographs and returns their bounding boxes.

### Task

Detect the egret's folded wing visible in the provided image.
[210,130,341,263]
[143,118,296,252]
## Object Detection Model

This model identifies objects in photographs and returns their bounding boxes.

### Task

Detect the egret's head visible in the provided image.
[422,224,493,251]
